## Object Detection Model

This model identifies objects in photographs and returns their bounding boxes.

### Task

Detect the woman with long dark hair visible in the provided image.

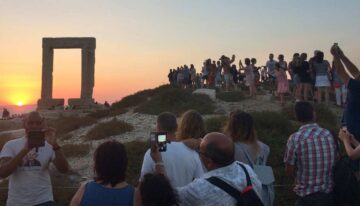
[70,141,134,206]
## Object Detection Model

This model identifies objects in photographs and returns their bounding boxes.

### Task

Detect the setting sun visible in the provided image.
[16,101,24,107]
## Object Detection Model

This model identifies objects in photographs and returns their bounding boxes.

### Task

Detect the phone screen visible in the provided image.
[158,134,166,143]
[149,132,167,152]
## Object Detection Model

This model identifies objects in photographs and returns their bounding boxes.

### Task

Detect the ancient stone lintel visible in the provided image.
[68,98,95,109]
[37,98,65,110]
[42,37,96,49]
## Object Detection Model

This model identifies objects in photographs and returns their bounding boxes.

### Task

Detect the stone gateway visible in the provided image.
[37,37,96,110]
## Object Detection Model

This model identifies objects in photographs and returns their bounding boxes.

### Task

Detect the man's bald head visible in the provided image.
[200,132,235,167]
[23,111,45,133]
[24,111,42,120]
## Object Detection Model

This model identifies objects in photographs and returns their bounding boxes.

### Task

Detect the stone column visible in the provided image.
[81,47,95,99]
[41,46,53,99]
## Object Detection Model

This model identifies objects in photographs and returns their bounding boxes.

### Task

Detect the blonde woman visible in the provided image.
[224,111,273,206]
[224,111,269,164]
[176,110,206,141]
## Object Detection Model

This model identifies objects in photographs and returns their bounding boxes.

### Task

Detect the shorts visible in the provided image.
[224,73,232,84]
[315,75,331,87]
[293,74,301,85]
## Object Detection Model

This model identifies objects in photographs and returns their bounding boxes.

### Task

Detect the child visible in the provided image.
[241,58,256,97]
[275,63,289,106]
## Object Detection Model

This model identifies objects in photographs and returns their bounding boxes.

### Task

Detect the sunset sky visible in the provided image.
[1,0,359,106]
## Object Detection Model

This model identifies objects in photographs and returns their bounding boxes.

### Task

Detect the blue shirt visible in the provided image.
[80,181,134,206]
[345,79,360,140]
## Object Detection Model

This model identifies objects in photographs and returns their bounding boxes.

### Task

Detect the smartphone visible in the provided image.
[27,131,45,148]
[150,132,167,152]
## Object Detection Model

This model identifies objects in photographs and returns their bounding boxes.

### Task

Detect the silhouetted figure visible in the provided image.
[104,101,110,108]
[2,108,10,119]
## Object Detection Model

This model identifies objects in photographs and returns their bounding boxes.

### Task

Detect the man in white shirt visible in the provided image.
[266,53,277,94]
[0,111,69,206]
[151,132,262,206]
[140,112,203,187]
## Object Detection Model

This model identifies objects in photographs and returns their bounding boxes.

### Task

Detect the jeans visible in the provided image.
[296,192,335,206]
[335,85,347,106]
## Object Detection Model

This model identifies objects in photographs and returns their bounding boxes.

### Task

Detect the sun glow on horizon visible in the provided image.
[7,92,35,107]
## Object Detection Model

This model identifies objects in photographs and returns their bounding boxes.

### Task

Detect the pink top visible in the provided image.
[275,69,287,83]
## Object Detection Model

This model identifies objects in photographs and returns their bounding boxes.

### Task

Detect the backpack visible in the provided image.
[206,163,264,206]
[332,138,360,205]
[238,144,275,206]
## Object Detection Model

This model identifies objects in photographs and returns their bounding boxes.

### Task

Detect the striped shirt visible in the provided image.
[284,123,337,197]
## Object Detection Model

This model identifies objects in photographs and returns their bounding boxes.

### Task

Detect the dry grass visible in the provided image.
[47,115,97,137]
[136,88,215,115]
[62,144,90,158]
[85,118,134,140]
[87,108,127,119]
[124,140,149,185]
[205,116,227,132]
[0,120,22,132]
[216,91,246,102]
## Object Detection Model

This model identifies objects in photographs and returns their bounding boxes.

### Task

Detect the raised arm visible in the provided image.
[238,60,244,71]
[331,45,360,82]
[338,49,360,80]
[45,128,69,173]
[230,54,235,64]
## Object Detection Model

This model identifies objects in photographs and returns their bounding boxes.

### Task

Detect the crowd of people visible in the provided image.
[0,45,359,206]
[168,48,349,107]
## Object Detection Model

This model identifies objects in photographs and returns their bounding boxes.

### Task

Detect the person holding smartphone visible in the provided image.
[0,111,69,206]
[331,44,360,179]
[140,112,204,188]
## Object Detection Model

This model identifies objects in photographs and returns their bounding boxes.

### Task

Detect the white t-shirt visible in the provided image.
[266,60,277,77]
[0,137,55,206]
[140,141,204,187]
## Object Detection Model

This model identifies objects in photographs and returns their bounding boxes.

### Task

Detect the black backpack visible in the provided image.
[333,138,360,205]
[206,163,264,206]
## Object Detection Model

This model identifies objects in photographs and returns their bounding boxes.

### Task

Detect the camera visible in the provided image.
[150,132,168,152]
[27,131,45,148]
